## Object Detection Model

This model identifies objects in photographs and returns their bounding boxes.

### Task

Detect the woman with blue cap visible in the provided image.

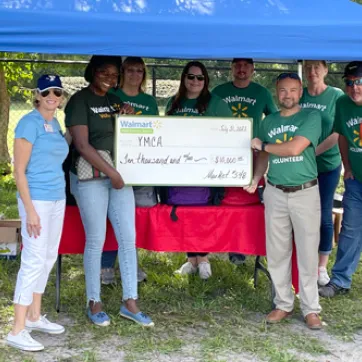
[6,75,69,351]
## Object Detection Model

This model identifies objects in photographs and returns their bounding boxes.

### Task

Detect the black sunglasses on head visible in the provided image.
[186,73,205,81]
[40,89,63,98]
[276,72,301,82]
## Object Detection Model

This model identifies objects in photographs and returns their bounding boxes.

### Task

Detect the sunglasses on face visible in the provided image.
[40,89,63,98]
[344,78,362,87]
[186,74,205,81]
[276,72,301,82]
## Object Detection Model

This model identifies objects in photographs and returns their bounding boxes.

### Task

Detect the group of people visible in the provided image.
[5,55,362,351]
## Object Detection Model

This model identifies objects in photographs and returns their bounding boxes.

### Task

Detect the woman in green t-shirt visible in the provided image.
[101,57,159,284]
[65,56,153,328]
[167,61,232,280]
[301,60,344,286]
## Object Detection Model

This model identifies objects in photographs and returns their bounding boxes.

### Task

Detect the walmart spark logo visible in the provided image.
[353,129,362,146]
[153,120,162,129]
[276,133,293,144]
[231,103,248,117]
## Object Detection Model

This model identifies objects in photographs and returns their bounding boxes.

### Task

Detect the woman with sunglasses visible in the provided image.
[167,61,232,279]
[6,75,68,351]
[101,57,158,285]
[65,56,153,327]
[300,61,344,286]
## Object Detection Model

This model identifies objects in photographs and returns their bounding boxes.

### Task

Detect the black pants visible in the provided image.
[187,252,208,257]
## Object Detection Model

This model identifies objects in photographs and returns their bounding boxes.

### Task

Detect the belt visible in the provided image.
[267,179,318,193]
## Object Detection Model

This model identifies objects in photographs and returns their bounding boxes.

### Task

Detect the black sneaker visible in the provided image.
[318,282,349,298]
[229,253,246,266]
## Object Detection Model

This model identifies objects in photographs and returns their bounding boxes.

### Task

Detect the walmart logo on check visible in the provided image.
[120,120,162,134]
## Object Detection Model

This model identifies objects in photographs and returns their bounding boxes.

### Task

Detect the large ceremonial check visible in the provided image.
[114,116,253,186]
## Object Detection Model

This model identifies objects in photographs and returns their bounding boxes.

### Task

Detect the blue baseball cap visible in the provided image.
[37,75,63,92]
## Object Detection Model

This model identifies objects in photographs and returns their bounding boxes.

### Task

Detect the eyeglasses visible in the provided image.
[96,70,120,79]
[186,74,205,81]
[276,72,301,82]
[344,78,362,87]
[40,89,63,98]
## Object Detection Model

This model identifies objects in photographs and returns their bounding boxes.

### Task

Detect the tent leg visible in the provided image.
[55,255,62,313]
[254,256,275,309]
[297,59,303,80]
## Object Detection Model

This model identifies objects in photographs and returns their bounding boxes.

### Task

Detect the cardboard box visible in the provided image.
[0,227,19,257]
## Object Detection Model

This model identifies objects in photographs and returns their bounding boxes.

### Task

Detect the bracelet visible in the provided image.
[261,142,268,152]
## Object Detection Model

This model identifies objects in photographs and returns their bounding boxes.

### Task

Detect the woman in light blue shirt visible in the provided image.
[6,75,68,352]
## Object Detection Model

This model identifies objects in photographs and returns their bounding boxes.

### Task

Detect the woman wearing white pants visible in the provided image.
[6,75,69,351]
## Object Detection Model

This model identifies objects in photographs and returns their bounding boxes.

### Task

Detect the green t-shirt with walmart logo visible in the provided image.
[334,95,362,183]
[260,109,322,186]
[110,88,159,115]
[165,94,233,117]
[300,86,343,173]
[65,87,122,174]
[212,81,277,137]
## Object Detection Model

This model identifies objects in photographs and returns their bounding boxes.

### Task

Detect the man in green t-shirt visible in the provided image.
[212,58,277,138]
[244,72,322,330]
[213,58,278,265]
[319,61,362,298]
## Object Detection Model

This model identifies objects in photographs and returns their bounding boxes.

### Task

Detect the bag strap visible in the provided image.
[170,205,178,222]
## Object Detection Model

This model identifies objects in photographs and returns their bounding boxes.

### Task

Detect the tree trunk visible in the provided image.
[0,63,11,171]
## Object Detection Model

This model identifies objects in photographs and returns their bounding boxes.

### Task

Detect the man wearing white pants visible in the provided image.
[245,72,323,330]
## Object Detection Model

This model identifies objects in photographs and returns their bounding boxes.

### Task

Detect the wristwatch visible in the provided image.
[261,142,268,152]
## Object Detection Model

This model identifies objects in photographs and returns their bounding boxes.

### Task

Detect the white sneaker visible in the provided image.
[25,315,65,334]
[6,329,44,351]
[318,267,330,286]
[175,262,197,275]
[198,262,212,280]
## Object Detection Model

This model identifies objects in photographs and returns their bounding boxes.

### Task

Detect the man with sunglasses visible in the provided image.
[319,61,362,298]
[244,72,323,330]
[213,58,278,265]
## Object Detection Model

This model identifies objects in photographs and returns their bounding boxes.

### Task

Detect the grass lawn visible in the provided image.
[0,177,362,362]
[1,249,362,362]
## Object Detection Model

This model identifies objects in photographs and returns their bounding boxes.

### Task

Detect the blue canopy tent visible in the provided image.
[0,0,362,61]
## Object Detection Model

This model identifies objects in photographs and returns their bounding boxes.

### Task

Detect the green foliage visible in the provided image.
[0,162,11,176]
[0,174,16,192]
[0,173,18,218]
[0,52,35,101]
[336,174,345,195]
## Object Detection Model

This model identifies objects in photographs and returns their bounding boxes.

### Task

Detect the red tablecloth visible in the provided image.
[58,204,299,293]
[59,204,266,255]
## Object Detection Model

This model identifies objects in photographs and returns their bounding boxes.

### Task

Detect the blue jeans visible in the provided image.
[318,164,342,255]
[331,178,362,289]
[70,172,137,302]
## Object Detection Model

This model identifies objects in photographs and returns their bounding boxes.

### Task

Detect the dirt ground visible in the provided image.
[2,313,362,362]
